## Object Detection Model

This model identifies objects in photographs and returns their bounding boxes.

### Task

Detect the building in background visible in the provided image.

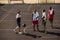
[0,0,60,4]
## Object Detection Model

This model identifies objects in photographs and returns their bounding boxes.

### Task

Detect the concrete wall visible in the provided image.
[47,0,55,3]
[39,0,47,3]
[0,0,60,4]
[24,0,38,4]
[0,0,8,4]
[55,0,60,3]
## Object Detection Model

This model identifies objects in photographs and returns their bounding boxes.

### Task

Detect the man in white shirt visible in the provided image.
[32,9,39,31]
[14,11,21,34]
[42,9,47,33]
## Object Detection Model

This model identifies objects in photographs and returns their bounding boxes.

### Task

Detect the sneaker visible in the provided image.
[18,32,23,34]
[16,32,19,34]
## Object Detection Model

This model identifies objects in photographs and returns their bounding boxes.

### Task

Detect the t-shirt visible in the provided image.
[32,12,39,21]
[42,12,46,18]
[16,14,21,19]
[48,9,54,19]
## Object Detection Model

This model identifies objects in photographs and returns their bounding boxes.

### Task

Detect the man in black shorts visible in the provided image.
[14,11,21,33]
[42,9,47,33]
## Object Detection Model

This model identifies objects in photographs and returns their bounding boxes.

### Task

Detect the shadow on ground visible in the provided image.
[47,31,60,36]
[53,26,60,29]
[22,33,41,38]
[38,30,60,36]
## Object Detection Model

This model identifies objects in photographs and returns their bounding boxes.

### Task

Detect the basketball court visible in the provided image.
[0,4,60,40]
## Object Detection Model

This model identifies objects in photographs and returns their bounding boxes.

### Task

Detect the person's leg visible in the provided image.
[44,22,47,33]
[42,19,43,25]
[15,26,19,31]
[33,24,35,31]
[14,19,19,32]
[51,21,53,28]
[32,21,36,31]
[37,24,39,31]
[13,26,19,32]
[49,19,53,28]
[18,18,21,32]
[36,20,39,31]
[50,19,53,28]
[19,24,20,32]
[16,24,20,32]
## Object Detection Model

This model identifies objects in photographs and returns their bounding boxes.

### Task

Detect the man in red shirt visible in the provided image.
[48,7,55,28]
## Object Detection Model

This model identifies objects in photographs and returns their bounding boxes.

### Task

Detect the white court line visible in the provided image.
[0,20,31,21]
[42,36,58,38]
[0,29,13,30]
[0,13,10,23]
[0,10,14,23]
[0,6,20,23]
[0,29,60,30]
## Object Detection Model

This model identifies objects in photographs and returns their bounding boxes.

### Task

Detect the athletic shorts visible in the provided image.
[17,18,21,27]
[32,20,39,25]
[49,18,53,22]
[42,19,46,26]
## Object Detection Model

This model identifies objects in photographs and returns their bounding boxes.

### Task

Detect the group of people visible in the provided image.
[13,6,55,34]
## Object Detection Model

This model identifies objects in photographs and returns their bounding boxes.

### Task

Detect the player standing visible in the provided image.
[48,7,55,28]
[42,9,47,33]
[32,9,39,31]
[14,11,21,34]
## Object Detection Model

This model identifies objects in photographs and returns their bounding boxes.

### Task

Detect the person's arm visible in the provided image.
[44,15,47,21]
[32,13,33,20]
[16,14,17,19]
[53,10,55,15]
[36,12,39,19]
[36,16,39,19]
[18,14,21,18]
[48,10,50,18]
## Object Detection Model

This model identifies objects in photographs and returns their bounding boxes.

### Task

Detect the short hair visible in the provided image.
[34,8,37,11]
[50,6,52,10]
[43,9,45,12]
[17,11,20,13]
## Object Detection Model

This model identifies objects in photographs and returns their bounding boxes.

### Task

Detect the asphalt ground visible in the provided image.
[0,4,60,40]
